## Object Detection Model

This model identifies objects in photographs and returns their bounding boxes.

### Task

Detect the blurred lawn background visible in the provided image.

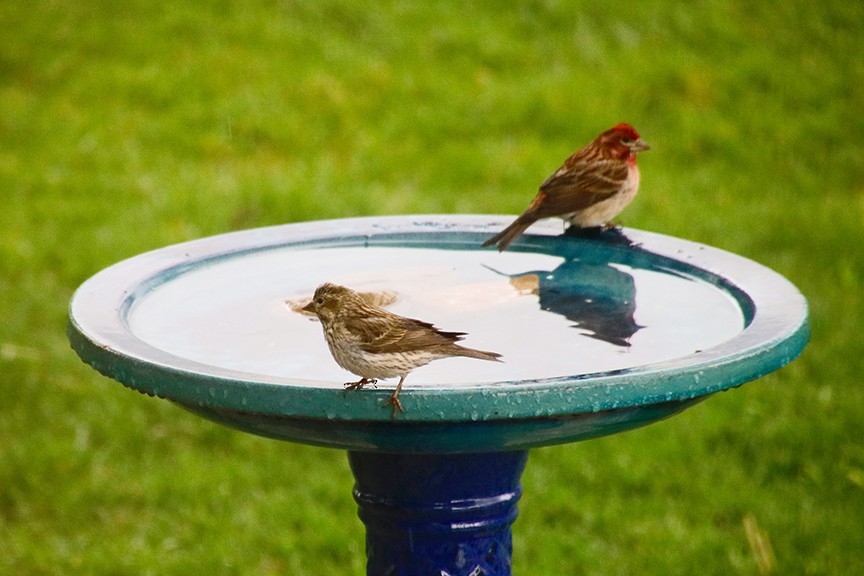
[2,1,862,574]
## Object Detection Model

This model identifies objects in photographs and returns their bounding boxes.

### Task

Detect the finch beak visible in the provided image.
[302,301,316,313]
[631,138,650,152]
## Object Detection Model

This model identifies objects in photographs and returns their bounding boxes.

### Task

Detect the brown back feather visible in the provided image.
[533,157,628,216]
[350,315,467,354]
[325,283,502,361]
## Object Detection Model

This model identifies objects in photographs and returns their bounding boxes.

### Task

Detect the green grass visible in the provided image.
[2,1,863,574]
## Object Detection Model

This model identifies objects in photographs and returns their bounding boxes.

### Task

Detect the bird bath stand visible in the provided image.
[68,215,808,575]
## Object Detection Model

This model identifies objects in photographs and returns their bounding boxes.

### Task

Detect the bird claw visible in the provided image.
[563,225,605,239]
[564,224,639,247]
[567,223,611,235]
[344,378,377,391]
[384,394,405,418]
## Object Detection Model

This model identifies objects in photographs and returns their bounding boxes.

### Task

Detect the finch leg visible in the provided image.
[384,375,407,418]
[344,377,377,392]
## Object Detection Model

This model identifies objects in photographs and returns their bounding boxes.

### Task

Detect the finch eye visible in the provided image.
[621,137,633,144]
[316,297,324,305]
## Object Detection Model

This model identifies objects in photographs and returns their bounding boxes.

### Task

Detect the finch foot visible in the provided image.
[344,377,377,392]
[384,394,405,419]
[563,225,605,239]
[564,224,639,247]
[385,375,408,418]
[602,225,640,247]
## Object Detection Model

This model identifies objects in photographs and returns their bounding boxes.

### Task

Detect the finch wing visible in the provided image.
[533,158,629,216]
[342,314,402,346]
[348,316,465,354]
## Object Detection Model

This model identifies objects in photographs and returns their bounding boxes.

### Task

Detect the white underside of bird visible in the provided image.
[562,164,640,228]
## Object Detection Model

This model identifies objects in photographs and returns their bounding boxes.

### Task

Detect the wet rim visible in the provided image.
[68,215,809,422]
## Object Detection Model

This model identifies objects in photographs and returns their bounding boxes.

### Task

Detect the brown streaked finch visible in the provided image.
[302,283,502,417]
[483,123,649,251]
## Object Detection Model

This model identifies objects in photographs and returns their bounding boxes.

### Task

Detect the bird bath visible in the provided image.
[68,215,808,575]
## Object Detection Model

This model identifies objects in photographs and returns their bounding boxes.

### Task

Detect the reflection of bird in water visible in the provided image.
[493,260,643,348]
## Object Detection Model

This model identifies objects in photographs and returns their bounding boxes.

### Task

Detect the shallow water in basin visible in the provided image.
[127,245,745,387]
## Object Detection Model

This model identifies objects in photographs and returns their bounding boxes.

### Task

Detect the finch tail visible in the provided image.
[454,346,503,363]
[481,215,537,251]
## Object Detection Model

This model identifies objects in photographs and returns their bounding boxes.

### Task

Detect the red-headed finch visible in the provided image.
[483,123,649,251]
[302,283,502,417]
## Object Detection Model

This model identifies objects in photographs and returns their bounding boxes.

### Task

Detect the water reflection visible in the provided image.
[492,258,642,348]
[128,244,746,382]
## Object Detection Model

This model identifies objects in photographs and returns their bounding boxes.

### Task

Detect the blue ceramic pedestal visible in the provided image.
[67,215,809,574]
[350,451,527,576]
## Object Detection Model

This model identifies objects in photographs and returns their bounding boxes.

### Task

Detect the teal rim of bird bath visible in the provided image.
[68,215,809,427]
